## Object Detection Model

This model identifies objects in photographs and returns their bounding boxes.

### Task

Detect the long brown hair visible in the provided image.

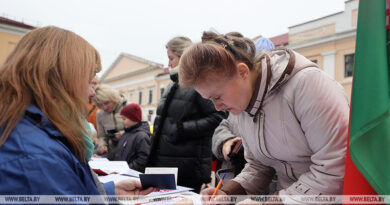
[179,31,258,88]
[0,26,101,162]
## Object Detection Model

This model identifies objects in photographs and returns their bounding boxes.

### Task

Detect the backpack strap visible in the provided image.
[87,105,97,118]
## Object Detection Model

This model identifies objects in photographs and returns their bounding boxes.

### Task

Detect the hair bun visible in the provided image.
[201,31,220,43]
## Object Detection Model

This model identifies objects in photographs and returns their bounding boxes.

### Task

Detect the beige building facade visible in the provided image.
[100,53,171,124]
[0,17,34,66]
[103,0,358,125]
[287,0,358,100]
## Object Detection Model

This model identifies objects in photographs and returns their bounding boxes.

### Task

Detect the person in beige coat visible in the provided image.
[211,34,276,187]
[178,31,349,204]
[92,84,127,154]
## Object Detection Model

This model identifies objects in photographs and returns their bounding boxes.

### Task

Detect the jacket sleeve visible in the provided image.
[212,115,240,160]
[105,149,115,160]
[0,153,95,195]
[280,69,349,198]
[128,134,151,172]
[225,135,275,195]
[102,182,115,195]
[96,111,107,146]
[90,166,115,195]
[177,94,227,140]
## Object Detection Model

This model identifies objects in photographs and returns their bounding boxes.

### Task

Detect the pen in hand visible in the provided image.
[210,173,226,201]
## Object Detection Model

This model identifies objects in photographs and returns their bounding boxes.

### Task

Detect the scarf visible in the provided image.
[82,118,95,161]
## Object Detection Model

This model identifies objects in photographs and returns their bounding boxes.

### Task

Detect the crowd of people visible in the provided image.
[0,26,350,204]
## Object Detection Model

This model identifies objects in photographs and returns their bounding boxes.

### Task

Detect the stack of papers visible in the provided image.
[88,160,131,175]
[90,157,109,162]
[98,174,136,183]
[143,186,193,197]
[89,162,194,198]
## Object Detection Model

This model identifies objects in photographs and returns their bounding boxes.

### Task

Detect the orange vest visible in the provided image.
[87,103,98,130]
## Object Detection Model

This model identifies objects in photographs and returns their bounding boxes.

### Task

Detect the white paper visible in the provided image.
[143,186,193,198]
[142,195,185,205]
[145,167,178,186]
[89,161,130,174]
[121,169,142,178]
[98,174,139,183]
[90,157,109,162]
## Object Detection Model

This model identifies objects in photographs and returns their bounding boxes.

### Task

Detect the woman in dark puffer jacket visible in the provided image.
[147,36,227,193]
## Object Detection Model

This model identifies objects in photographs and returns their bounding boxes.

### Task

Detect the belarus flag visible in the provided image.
[343,0,390,201]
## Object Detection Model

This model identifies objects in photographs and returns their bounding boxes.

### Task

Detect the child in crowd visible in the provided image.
[106,103,151,172]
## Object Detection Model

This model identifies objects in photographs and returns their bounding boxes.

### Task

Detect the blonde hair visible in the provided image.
[166,36,192,57]
[92,84,122,108]
[0,26,101,162]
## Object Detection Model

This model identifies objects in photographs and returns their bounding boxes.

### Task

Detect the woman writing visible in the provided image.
[178,31,349,204]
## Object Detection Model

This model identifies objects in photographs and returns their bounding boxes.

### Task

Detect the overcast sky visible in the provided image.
[0,0,345,76]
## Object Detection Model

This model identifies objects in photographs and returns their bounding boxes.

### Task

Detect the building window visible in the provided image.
[138,91,142,105]
[147,110,153,123]
[128,91,133,101]
[160,88,165,97]
[344,54,354,77]
[148,90,153,104]
[147,115,152,122]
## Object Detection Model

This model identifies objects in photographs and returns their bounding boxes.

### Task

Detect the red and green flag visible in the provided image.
[343,0,390,199]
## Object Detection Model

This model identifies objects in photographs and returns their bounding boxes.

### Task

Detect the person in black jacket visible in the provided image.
[107,103,151,173]
[147,36,227,193]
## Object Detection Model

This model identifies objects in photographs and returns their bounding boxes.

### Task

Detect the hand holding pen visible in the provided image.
[201,173,228,204]
[210,173,226,201]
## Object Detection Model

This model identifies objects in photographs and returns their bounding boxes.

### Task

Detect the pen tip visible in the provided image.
[222,173,226,179]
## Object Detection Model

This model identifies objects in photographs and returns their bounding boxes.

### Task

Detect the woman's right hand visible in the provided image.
[222,137,242,162]
[98,145,108,154]
[92,154,101,158]
[201,187,227,205]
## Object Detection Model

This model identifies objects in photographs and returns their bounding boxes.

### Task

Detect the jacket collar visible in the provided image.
[112,97,127,114]
[25,105,63,138]
[245,48,296,117]
[170,73,178,82]
[124,122,142,133]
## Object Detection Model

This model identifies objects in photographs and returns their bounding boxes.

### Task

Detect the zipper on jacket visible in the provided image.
[281,160,298,181]
[112,112,117,131]
[256,111,298,181]
[257,112,274,160]
[253,115,258,123]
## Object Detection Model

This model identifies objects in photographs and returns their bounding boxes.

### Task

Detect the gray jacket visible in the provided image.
[96,99,126,152]
[229,49,349,199]
[107,122,151,172]
[212,114,240,169]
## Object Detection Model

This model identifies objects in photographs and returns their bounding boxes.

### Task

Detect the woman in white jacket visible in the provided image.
[178,31,349,204]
